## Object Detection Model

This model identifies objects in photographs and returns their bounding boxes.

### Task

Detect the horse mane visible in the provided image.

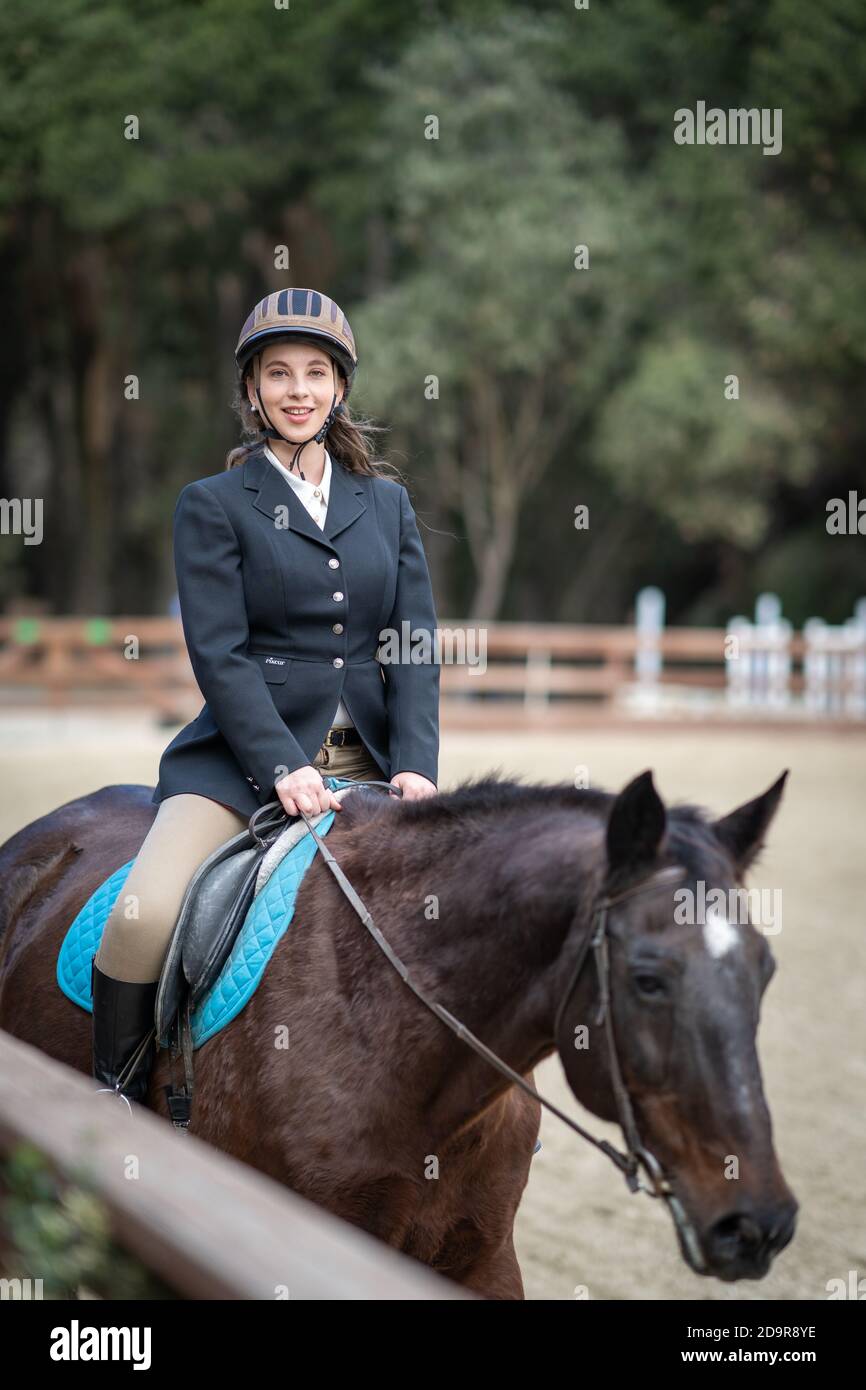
[341,774,731,874]
[374,774,614,822]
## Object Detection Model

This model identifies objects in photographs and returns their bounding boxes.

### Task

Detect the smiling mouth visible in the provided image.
[282,408,314,418]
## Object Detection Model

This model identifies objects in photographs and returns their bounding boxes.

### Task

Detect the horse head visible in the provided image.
[555,769,797,1281]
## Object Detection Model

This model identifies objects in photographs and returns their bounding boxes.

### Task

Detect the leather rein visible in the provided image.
[282,783,706,1272]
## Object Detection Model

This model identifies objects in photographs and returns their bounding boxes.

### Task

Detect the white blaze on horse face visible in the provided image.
[703,905,739,958]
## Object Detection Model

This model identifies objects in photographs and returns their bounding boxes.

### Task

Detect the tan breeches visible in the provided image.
[95,740,385,983]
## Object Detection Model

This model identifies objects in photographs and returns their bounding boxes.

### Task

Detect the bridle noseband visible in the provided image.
[297,787,707,1273]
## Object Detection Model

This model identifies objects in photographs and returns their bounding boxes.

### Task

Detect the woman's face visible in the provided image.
[247,340,343,439]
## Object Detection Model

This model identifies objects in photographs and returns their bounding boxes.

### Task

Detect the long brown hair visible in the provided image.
[224,360,403,482]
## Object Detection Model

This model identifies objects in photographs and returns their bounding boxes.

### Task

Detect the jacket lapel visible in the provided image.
[324,456,367,541]
[244,445,366,547]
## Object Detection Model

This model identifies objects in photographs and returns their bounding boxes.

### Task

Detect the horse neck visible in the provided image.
[372,805,605,1139]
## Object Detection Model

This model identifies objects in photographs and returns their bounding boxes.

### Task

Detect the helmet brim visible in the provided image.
[237,327,355,387]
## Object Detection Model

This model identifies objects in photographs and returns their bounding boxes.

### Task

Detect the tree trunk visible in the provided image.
[467,500,519,620]
[460,374,569,620]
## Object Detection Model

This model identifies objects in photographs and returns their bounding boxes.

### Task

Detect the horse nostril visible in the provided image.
[707,1211,765,1265]
[707,1203,796,1270]
[711,1213,750,1248]
[737,1215,763,1246]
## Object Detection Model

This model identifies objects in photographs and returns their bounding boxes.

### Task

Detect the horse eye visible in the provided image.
[634,972,666,997]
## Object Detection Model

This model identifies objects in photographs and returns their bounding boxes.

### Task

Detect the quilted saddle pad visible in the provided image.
[56,810,336,1048]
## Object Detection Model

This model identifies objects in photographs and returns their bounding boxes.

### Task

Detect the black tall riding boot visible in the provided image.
[91,960,159,1105]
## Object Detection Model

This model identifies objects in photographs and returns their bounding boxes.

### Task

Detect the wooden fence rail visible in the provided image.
[0,612,863,725]
[0,1031,470,1300]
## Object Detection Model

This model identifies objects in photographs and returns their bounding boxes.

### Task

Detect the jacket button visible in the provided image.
[328,557,340,569]
[332,591,344,601]
[333,657,344,668]
[332,622,344,634]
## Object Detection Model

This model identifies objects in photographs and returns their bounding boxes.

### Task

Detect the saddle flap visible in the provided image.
[184,849,263,1009]
[155,826,254,1045]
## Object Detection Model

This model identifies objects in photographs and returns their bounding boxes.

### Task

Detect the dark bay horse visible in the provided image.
[0,769,797,1297]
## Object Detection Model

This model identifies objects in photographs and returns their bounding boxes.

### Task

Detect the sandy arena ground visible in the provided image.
[0,713,863,1300]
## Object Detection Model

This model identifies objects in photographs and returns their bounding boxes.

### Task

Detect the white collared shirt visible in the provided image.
[264,443,331,529]
[264,444,354,729]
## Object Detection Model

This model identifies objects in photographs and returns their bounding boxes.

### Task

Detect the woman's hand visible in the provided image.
[390,771,438,801]
[275,766,343,818]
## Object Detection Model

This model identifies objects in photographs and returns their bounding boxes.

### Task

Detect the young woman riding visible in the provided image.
[91,288,440,1102]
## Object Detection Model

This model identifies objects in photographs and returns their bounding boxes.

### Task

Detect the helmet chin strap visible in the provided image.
[251,354,344,482]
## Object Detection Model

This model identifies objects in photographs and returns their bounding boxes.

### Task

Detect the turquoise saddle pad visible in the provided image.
[57,810,337,1049]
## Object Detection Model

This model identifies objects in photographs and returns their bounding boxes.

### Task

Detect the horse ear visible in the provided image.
[713,771,789,874]
[606,770,667,877]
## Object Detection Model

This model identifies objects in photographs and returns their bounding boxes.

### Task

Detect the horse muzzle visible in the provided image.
[691,1196,799,1281]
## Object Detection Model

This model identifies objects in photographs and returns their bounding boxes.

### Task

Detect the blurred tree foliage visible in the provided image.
[0,0,862,624]
[0,1143,176,1299]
